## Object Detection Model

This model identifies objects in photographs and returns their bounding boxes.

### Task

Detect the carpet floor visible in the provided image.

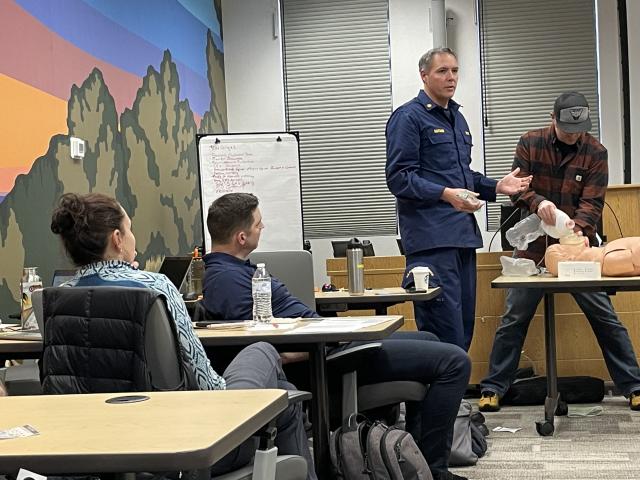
[450,395,640,480]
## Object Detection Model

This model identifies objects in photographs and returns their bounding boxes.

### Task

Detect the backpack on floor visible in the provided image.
[330,413,433,480]
[449,399,489,467]
[502,375,605,406]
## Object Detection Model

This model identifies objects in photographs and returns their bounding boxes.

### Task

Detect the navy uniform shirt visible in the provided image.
[202,252,320,320]
[386,90,498,255]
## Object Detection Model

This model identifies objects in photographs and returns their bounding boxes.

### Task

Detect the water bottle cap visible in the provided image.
[256,263,265,268]
[347,238,362,249]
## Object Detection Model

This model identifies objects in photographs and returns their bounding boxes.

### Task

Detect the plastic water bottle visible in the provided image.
[252,263,273,324]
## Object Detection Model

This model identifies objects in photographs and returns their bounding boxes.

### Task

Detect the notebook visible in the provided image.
[158,256,193,291]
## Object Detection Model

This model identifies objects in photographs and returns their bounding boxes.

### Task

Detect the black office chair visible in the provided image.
[40,286,194,393]
[40,286,308,480]
[326,343,427,424]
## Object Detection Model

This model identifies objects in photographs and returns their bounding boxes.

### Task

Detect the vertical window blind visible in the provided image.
[281,0,397,238]
[479,0,600,230]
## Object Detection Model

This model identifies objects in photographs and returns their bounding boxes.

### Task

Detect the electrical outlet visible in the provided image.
[70,137,86,160]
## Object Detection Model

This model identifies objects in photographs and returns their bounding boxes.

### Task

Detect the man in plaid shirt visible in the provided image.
[479,92,640,412]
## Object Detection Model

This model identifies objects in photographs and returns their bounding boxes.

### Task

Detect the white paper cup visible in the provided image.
[410,267,432,290]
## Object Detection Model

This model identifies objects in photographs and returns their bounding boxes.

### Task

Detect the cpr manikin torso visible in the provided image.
[545,237,640,277]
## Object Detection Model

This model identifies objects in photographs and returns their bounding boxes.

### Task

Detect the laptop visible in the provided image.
[158,256,193,291]
[52,269,77,287]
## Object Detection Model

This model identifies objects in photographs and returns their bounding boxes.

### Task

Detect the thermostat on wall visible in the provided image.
[70,137,86,160]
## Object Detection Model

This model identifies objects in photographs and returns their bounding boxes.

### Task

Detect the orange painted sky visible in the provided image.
[0,74,67,193]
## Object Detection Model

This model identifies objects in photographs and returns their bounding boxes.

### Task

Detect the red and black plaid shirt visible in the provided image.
[510,125,608,264]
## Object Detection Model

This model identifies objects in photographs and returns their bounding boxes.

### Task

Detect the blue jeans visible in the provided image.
[353,331,471,475]
[481,287,640,397]
[404,248,477,350]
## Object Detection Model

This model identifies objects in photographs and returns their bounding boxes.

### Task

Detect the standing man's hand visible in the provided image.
[441,188,483,213]
[537,200,557,225]
[496,167,533,195]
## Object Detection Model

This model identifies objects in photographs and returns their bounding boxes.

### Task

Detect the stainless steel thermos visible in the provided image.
[346,238,365,295]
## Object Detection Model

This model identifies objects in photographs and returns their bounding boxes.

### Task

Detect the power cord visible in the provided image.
[604,200,624,239]
[488,207,520,252]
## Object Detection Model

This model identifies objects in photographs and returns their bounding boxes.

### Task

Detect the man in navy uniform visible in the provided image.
[385,47,532,350]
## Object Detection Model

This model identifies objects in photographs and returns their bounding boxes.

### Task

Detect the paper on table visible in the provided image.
[0,425,39,440]
[284,316,394,334]
[271,317,302,324]
[247,323,297,331]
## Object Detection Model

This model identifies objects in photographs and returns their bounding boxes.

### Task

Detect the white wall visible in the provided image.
[628,0,640,183]
[221,0,634,287]
[596,0,624,185]
[222,0,285,132]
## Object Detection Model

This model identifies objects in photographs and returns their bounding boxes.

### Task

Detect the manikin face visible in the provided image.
[420,53,459,107]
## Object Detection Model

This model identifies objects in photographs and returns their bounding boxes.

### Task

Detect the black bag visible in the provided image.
[502,375,605,406]
[449,400,488,467]
[330,413,433,480]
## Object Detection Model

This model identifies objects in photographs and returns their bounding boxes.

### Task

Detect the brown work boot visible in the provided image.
[478,391,500,412]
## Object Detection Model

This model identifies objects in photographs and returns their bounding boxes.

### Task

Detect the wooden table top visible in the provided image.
[314,287,440,304]
[0,337,42,353]
[0,389,288,474]
[0,316,405,353]
[196,315,404,346]
[492,274,640,291]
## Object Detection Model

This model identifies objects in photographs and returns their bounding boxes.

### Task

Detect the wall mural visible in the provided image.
[0,0,226,315]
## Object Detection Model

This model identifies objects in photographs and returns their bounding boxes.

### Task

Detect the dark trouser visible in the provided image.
[211,342,317,480]
[404,248,477,350]
[480,287,640,397]
[351,331,471,475]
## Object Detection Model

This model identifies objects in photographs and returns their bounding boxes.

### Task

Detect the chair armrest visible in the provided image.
[287,389,312,403]
[326,342,383,373]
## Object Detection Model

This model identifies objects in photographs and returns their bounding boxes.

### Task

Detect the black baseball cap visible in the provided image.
[553,92,592,133]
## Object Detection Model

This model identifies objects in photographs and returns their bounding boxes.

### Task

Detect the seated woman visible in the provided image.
[50,193,316,479]
[545,237,640,277]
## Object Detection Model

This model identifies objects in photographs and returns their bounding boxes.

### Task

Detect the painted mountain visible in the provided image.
[0,0,227,315]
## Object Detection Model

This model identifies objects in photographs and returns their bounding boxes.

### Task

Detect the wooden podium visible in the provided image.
[326,184,640,384]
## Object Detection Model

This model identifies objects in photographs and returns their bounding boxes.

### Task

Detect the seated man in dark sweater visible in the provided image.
[202,192,471,480]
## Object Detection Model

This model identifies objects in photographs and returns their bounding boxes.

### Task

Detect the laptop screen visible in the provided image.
[158,256,192,291]
[52,269,77,287]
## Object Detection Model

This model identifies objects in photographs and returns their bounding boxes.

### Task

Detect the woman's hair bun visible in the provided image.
[51,193,86,235]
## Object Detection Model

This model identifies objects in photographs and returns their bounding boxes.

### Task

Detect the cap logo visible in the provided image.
[570,108,583,120]
[558,106,589,124]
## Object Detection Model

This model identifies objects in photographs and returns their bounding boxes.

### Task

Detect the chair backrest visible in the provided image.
[32,288,44,332]
[41,286,191,394]
[249,250,315,310]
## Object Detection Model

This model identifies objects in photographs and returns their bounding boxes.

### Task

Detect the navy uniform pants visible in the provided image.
[403,247,477,351]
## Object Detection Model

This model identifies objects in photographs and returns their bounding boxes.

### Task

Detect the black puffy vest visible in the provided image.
[41,286,167,394]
